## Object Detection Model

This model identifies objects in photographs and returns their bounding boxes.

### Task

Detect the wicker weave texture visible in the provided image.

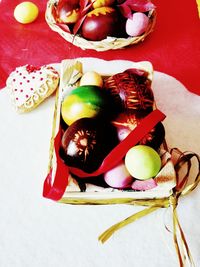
[45,0,156,51]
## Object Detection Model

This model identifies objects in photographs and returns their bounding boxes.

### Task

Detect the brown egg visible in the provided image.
[81,7,120,41]
[112,112,165,150]
[56,0,80,24]
[104,69,154,112]
[60,117,118,173]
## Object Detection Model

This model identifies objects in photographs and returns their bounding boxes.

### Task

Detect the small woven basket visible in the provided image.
[45,0,156,52]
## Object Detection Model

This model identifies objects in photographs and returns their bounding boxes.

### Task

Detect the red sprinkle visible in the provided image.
[30,88,33,91]
[26,65,41,73]
[16,97,18,100]
[20,89,23,92]
[32,76,35,79]
[20,82,22,85]
[23,76,26,79]
[13,79,16,82]
[26,95,29,98]
[27,80,30,83]
[40,78,43,81]
[14,89,17,91]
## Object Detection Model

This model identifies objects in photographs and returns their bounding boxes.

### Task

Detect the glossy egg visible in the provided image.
[126,12,149,37]
[81,7,119,41]
[80,71,103,87]
[57,0,80,23]
[14,2,39,24]
[60,118,118,173]
[112,112,165,150]
[104,69,154,112]
[61,85,107,125]
[125,145,161,180]
[104,161,133,188]
[91,0,115,9]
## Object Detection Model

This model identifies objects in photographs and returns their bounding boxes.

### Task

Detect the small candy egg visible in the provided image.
[131,178,157,191]
[80,71,103,87]
[104,161,133,188]
[125,145,161,180]
[126,12,149,37]
[14,2,39,24]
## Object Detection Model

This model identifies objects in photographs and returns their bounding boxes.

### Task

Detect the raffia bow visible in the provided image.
[98,149,200,267]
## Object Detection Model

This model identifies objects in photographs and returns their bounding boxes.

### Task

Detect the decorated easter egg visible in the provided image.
[104,69,154,112]
[104,161,133,188]
[112,112,165,149]
[81,7,120,41]
[90,0,115,9]
[56,0,80,24]
[126,12,149,37]
[60,118,118,173]
[61,85,107,125]
[125,145,161,180]
[80,71,103,87]
[14,2,39,24]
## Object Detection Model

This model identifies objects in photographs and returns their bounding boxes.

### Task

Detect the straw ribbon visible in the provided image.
[99,150,200,267]
[196,0,200,18]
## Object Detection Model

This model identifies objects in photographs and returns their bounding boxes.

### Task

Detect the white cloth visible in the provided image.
[0,59,200,267]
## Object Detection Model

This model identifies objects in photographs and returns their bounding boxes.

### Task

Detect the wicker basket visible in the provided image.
[45,0,156,52]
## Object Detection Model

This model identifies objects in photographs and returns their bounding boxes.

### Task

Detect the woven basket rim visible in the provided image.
[45,0,156,51]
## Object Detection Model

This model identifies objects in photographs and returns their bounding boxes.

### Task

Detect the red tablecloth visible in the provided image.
[1,0,200,95]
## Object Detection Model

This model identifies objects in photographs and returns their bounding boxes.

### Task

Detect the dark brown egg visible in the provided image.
[81,7,120,41]
[104,69,154,112]
[60,117,118,173]
[56,0,80,24]
[112,112,165,150]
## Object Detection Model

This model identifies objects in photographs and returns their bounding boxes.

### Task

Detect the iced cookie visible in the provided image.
[6,64,59,113]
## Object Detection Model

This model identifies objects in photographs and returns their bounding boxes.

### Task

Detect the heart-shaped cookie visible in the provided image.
[6,64,59,113]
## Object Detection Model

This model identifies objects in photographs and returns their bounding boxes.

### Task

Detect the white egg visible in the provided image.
[80,71,103,87]
[126,12,149,37]
[104,161,133,188]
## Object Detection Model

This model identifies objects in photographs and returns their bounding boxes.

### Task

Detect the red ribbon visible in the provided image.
[43,109,166,201]
[43,129,69,201]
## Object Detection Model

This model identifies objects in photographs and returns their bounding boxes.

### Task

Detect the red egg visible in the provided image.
[57,0,80,24]
[104,69,154,112]
[112,112,165,150]
[81,7,120,41]
[60,117,119,173]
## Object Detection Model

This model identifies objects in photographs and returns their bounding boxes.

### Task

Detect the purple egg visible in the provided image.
[126,12,149,37]
[104,161,133,188]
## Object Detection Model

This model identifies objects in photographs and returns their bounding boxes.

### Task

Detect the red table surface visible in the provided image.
[0,0,200,95]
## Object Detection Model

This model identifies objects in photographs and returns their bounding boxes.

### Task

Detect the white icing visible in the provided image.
[9,65,59,107]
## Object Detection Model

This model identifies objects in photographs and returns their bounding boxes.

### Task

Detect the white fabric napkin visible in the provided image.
[0,59,199,267]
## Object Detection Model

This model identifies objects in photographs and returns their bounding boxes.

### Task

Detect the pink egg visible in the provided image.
[126,12,149,37]
[131,178,157,191]
[104,161,133,188]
